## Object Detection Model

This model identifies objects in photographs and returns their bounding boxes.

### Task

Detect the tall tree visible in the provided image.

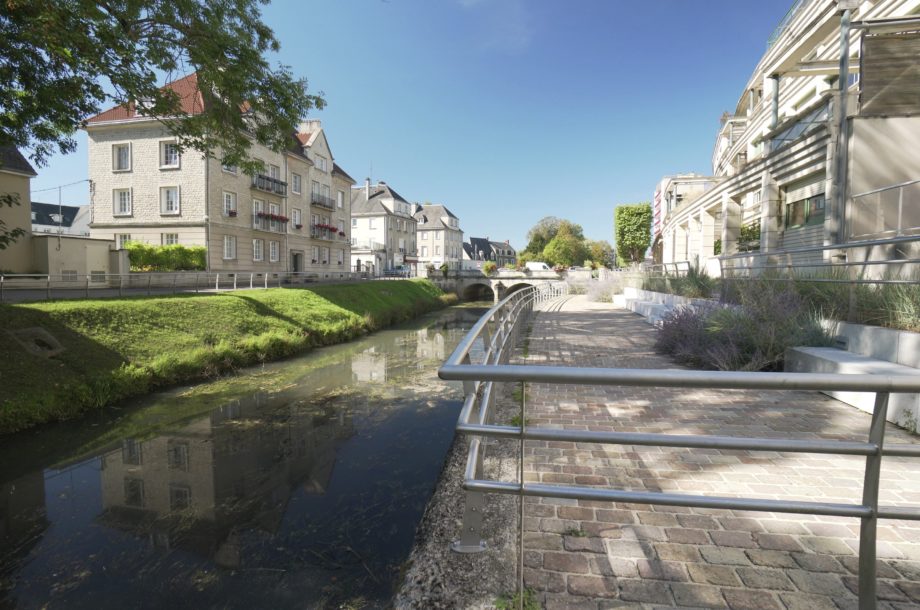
[523,216,562,256]
[0,0,324,174]
[614,203,652,266]
[586,239,614,268]
[542,232,588,268]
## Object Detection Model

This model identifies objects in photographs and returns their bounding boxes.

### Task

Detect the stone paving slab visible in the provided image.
[518,296,920,610]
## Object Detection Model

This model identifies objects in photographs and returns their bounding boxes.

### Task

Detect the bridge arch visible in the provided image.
[461,282,495,302]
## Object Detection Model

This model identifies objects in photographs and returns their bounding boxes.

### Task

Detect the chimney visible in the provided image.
[365,177,370,199]
[298,119,322,133]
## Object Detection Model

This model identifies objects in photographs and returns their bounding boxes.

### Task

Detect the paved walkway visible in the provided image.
[519,296,920,610]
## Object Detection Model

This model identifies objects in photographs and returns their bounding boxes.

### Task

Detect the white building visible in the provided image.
[656,0,920,275]
[350,180,418,276]
[413,203,463,269]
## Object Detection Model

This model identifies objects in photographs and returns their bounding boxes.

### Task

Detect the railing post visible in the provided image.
[195,273,200,293]
[46,274,51,300]
[0,275,4,302]
[85,275,90,298]
[216,273,220,292]
[172,274,178,294]
[119,274,124,298]
[858,391,888,610]
[264,273,268,289]
[250,273,254,289]
[147,274,152,296]
[233,274,237,290]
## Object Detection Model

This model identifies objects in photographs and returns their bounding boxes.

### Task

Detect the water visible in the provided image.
[0,305,489,609]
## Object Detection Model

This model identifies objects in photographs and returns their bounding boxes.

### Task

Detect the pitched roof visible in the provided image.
[31,201,81,227]
[0,146,37,176]
[350,182,411,215]
[85,73,206,124]
[466,237,495,261]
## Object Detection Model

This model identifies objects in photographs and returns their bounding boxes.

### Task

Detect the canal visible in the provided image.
[0,304,489,609]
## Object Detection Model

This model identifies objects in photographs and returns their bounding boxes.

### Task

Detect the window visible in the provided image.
[369,218,375,229]
[122,439,142,465]
[312,245,319,264]
[337,220,345,233]
[421,246,428,257]
[223,191,237,216]
[162,233,178,245]
[167,441,189,471]
[337,249,344,265]
[321,246,329,263]
[269,164,281,180]
[337,190,344,208]
[420,231,428,240]
[169,485,191,511]
[160,141,180,168]
[315,155,328,172]
[223,235,236,259]
[269,203,281,232]
[124,478,145,507]
[253,199,264,229]
[436,230,442,240]
[253,238,264,261]
[222,162,237,174]
[292,173,302,194]
[352,218,357,227]
[270,240,279,262]
[112,143,131,171]
[785,193,826,228]
[435,246,441,255]
[292,208,302,228]
[113,189,132,216]
[117,234,132,249]
[160,186,180,215]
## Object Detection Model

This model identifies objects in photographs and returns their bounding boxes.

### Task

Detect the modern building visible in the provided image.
[462,237,517,269]
[413,203,463,269]
[655,0,920,275]
[31,202,91,236]
[350,180,418,276]
[85,73,354,274]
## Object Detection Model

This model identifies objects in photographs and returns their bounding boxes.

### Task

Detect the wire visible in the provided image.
[31,179,91,194]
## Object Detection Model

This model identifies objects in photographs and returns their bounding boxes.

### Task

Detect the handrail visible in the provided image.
[438,283,920,609]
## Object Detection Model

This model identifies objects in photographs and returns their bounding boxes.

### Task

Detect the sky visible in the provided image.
[29,0,795,251]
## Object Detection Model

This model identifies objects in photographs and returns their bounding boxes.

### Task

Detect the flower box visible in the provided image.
[228,210,238,217]
[295,224,303,229]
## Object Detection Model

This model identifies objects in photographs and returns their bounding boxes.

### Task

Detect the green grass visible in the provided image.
[494,588,540,610]
[0,280,456,434]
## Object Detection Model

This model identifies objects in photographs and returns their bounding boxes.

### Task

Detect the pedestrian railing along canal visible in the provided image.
[438,284,920,610]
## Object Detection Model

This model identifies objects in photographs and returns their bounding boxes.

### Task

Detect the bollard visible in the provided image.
[215,273,220,291]
[233,274,237,290]
[250,273,254,289]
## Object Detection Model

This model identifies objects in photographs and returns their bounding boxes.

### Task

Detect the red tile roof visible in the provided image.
[85,73,206,124]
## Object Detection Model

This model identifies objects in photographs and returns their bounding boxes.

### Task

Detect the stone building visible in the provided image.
[85,73,354,273]
[413,203,463,269]
[350,180,418,276]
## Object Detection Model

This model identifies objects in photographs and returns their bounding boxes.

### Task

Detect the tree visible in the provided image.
[542,233,588,268]
[614,203,652,266]
[522,217,585,259]
[1,0,324,174]
[586,240,614,268]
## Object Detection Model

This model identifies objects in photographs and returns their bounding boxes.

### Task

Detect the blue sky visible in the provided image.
[31,0,793,250]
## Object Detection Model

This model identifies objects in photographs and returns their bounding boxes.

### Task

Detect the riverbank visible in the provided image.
[0,280,457,434]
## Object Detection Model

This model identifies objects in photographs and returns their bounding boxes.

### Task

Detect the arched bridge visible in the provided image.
[426,271,565,303]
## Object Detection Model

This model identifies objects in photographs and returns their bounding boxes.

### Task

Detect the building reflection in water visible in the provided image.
[96,392,353,569]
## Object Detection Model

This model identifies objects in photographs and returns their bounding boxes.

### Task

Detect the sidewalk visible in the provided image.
[519,296,920,609]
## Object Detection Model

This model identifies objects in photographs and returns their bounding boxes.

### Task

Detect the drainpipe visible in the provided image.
[830,6,853,246]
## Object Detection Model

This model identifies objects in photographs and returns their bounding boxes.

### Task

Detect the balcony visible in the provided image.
[311,193,336,210]
[311,224,347,241]
[251,174,287,196]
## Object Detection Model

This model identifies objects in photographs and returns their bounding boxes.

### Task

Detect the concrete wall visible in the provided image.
[0,170,33,272]
[30,235,116,276]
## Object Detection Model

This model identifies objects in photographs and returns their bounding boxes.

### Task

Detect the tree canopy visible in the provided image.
[613,203,652,266]
[520,217,612,268]
[1,0,324,173]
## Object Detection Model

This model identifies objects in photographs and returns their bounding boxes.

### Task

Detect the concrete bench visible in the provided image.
[785,346,920,429]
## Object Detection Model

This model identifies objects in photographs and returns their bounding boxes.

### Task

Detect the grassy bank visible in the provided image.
[0,280,457,434]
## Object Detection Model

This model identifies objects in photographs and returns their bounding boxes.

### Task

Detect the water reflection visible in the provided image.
[0,305,487,609]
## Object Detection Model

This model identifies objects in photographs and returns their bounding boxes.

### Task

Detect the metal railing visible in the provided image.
[310,192,336,210]
[0,271,373,302]
[438,284,920,610]
[849,179,920,241]
[251,174,288,196]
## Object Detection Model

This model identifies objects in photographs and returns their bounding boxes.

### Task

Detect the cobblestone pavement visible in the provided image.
[518,296,920,610]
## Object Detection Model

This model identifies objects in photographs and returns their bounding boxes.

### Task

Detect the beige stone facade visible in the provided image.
[86,79,353,274]
[350,181,418,276]
[0,156,35,273]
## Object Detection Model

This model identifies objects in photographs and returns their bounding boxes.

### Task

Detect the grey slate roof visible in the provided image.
[413,203,460,229]
[350,182,410,215]
[0,146,37,176]
[32,201,80,227]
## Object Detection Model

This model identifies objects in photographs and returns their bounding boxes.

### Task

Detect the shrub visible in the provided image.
[126,241,207,271]
[566,281,588,295]
[655,281,831,371]
[482,261,497,275]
